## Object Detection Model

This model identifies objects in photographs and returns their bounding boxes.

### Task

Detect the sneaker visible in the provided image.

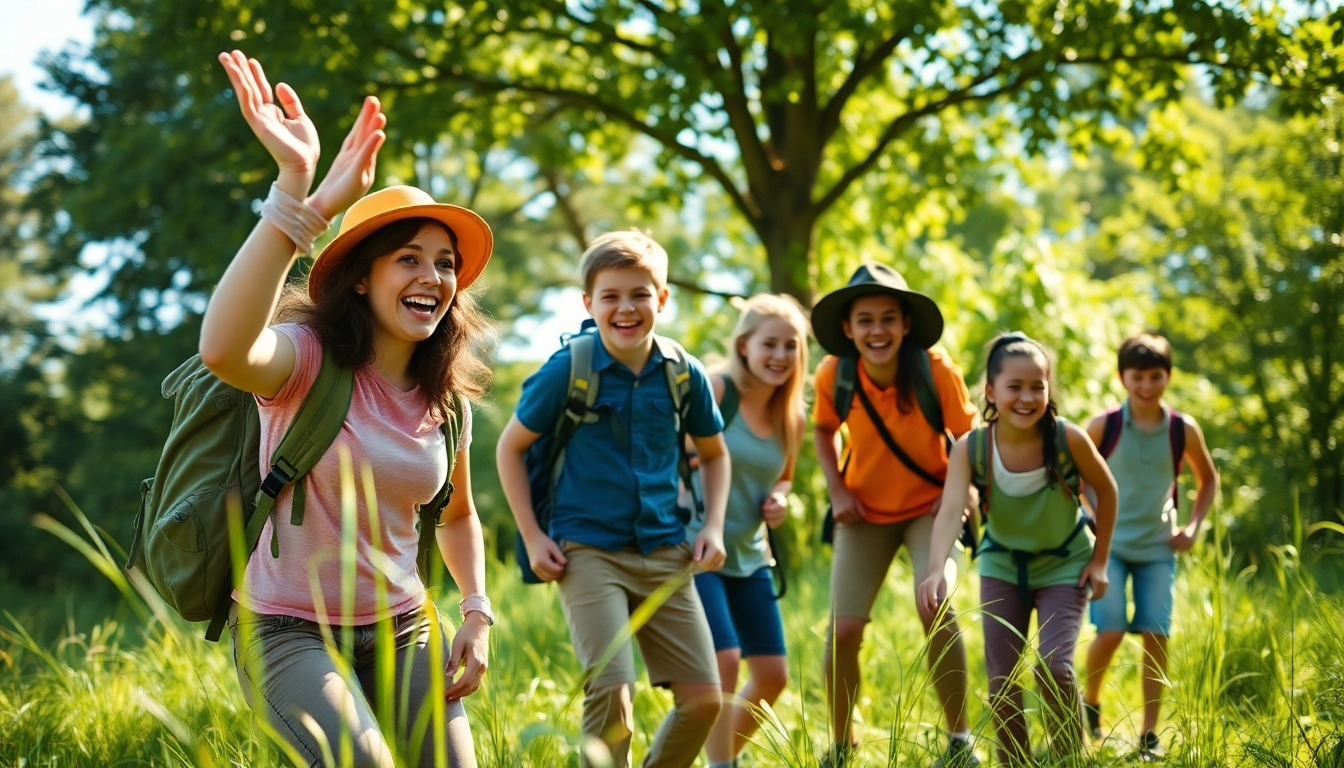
[818,743,857,768]
[932,737,981,768]
[1084,702,1102,741]
[1138,730,1166,762]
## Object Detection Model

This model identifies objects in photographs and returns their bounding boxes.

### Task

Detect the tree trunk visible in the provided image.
[760,207,817,306]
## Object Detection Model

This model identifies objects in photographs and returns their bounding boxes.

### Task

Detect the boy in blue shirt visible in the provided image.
[1082,333,1219,761]
[497,230,731,768]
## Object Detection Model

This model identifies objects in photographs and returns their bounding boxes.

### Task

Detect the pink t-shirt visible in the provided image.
[236,323,472,624]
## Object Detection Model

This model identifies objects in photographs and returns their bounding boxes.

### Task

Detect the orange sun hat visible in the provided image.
[307,186,493,301]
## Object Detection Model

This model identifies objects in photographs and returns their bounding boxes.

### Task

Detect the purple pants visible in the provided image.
[980,576,1088,766]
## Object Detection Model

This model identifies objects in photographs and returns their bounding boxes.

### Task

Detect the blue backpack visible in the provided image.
[515,321,700,583]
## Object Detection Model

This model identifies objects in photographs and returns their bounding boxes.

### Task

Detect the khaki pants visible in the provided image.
[557,541,719,768]
[830,514,957,620]
[230,603,474,768]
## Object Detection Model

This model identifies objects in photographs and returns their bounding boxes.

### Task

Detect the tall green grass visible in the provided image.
[3,497,1342,767]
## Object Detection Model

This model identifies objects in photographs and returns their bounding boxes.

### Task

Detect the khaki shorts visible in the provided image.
[557,540,719,689]
[830,514,959,621]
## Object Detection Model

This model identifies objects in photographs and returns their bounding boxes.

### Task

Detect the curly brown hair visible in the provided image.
[274,217,496,418]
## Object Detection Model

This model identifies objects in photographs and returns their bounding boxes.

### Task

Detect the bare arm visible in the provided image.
[434,445,491,700]
[1080,413,1108,513]
[496,414,567,580]
[1174,415,1219,551]
[916,437,973,613]
[690,432,730,571]
[1069,422,1117,599]
[200,52,385,396]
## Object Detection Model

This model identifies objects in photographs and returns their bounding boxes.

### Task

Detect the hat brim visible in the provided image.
[811,283,944,356]
[307,204,493,302]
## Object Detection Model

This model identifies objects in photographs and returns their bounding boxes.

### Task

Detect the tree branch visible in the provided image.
[543,168,589,250]
[812,53,1042,214]
[666,275,748,300]
[818,27,913,146]
[380,69,761,222]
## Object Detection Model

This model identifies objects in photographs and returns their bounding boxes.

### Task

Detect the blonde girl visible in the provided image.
[689,294,809,768]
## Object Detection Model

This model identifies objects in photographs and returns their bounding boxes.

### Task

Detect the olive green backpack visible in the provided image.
[126,350,462,641]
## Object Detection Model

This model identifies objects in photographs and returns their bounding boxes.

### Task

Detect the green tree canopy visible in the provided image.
[32,0,1343,312]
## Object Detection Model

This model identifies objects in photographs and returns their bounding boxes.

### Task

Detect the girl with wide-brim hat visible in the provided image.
[810,262,982,767]
[200,50,495,767]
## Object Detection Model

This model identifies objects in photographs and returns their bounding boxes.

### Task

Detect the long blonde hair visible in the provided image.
[721,294,810,460]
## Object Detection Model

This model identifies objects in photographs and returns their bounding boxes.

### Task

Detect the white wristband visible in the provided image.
[459,594,495,626]
[259,183,331,254]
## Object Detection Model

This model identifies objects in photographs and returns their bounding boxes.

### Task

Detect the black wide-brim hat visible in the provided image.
[811,261,944,356]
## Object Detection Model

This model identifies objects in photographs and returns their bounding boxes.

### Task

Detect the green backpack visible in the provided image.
[127,349,462,641]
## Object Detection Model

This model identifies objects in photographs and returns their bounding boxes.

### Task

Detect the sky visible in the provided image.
[0,0,93,119]
[0,0,584,360]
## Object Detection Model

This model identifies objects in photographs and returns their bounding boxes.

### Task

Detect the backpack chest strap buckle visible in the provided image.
[260,460,297,499]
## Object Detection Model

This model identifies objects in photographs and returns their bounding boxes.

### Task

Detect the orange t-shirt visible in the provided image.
[812,350,977,523]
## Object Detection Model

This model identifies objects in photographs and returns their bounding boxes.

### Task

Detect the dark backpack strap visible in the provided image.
[417,394,465,586]
[854,384,944,488]
[1168,409,1186,509]
[207,348,354,642]
[913,349,952,455]
[1098,408,1124,458]
[833,356,858,423]
[718,374,740,429]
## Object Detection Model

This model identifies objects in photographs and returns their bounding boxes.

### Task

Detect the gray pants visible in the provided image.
[230,604,475,768]
[980,577,1087,766]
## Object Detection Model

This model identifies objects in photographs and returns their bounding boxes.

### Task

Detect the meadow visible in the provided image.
[2,497,1342,768]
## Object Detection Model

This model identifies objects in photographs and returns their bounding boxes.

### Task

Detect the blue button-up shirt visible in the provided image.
[515,335,723,553]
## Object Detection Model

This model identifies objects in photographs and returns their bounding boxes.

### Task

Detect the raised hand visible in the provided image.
[218,51,319,177]
[308,96,387,220]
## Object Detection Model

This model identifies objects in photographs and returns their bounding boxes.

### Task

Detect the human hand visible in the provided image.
[307,96,387,220]
[524,533,567,582]
[693,528,727,572]
[761,492,788,529]
[830,486,864,525]
[916,573,947,616]
[1169,525,1198,553]
[445,613,489,700]
[217,51,319,177]
[1080,556,1109,601]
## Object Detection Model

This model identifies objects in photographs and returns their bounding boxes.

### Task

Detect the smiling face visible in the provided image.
[986,351,1052,431]
[583,265,669,357]
[1120,366,1170,408]
[355,222,458,346]
[739,316,802,388]
[842,294,910,367]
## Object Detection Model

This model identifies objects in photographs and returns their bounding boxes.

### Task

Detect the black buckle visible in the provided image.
[260,463,295,498]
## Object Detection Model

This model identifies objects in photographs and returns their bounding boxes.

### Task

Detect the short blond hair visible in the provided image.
[579,230,669,294]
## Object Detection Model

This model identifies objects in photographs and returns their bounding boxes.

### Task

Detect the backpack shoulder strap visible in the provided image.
[654,335,702,517]
[1098,407,1124,458]
[1168,408,1186,509]
[913,349,951,453]
[717,374,740,428]
[255,348,355,557]
[1168,409,1186,474]
[833,356,858,423]
[417,393,466,584]
[967,426,991,515]
[653,336,693,414]
[1054,417,1083,501]
[549,333,601,476]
